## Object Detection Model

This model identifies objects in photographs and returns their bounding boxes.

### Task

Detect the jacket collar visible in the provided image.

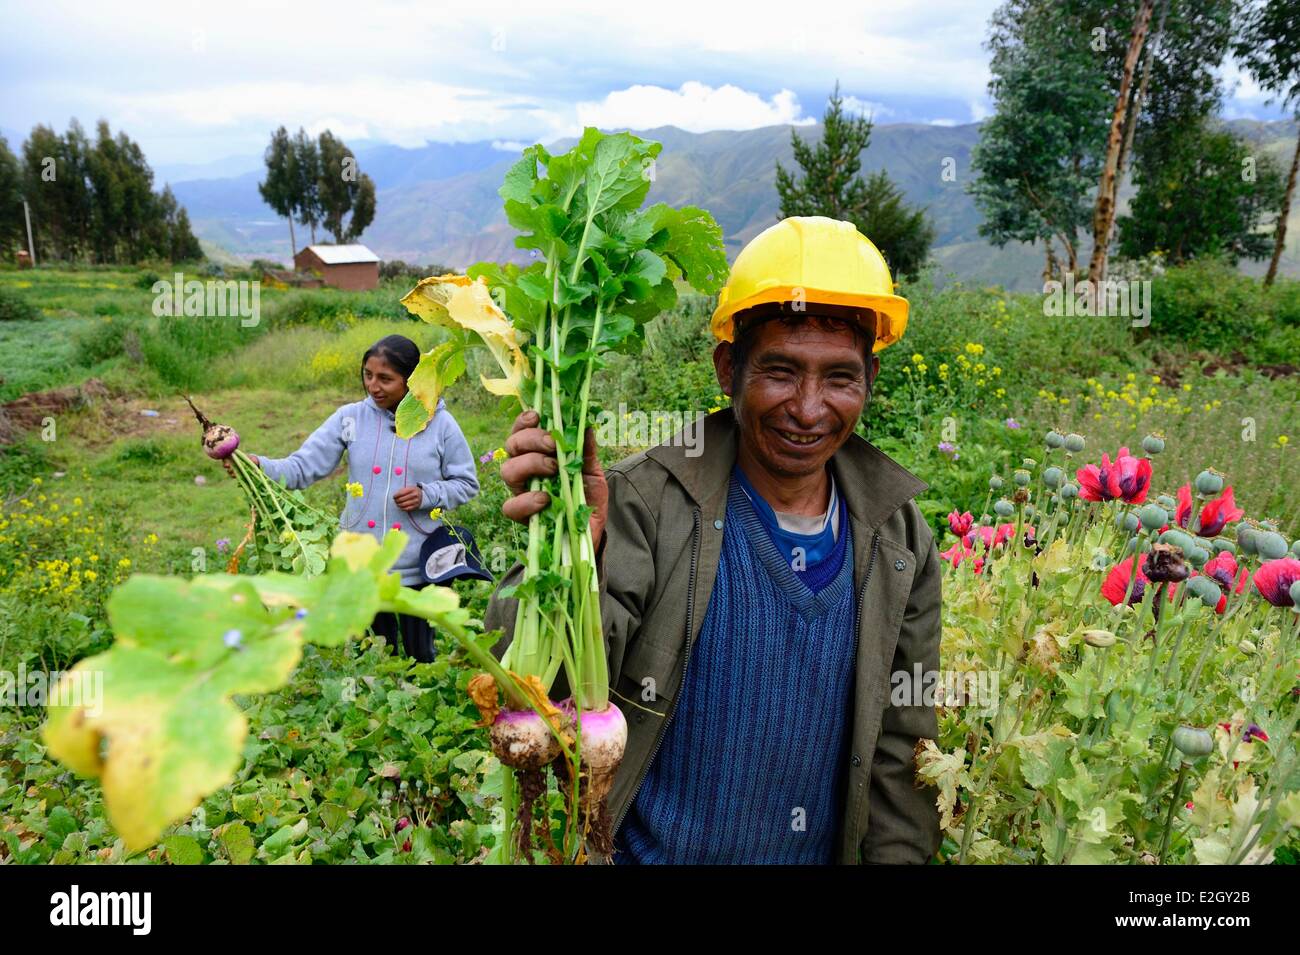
[644,408,928,532]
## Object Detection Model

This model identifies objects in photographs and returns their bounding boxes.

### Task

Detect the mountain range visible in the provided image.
[168,119,1299,292]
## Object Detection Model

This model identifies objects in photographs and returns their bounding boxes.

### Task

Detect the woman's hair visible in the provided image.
[360,335,421,385]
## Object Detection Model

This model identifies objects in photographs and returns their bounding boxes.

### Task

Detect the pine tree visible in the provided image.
[775,83,934,277]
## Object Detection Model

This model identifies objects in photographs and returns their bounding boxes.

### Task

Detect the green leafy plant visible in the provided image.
[395,128,727,861]
[40,531,494,851]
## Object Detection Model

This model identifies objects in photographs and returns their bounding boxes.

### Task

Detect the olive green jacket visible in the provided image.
[485,408,943,864]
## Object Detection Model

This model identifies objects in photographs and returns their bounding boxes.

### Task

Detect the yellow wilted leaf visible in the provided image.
[914,738,969,831]
[1032,538,1073,576]
[468,673,499,727]
[401,275,527,400]
[1188,767,1230,831]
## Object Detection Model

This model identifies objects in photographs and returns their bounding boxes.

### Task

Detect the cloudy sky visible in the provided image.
[0,0,1285,170]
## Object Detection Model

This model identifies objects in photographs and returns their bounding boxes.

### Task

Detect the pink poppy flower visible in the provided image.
[1175,483,1244,537]
[1076,446,1152,504]
[948,510,974,537]
[1253,557,1300,607]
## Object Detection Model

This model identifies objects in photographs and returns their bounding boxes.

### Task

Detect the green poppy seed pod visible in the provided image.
[1195,537,1214,551]
[1185,545,1209,569]
[1194,469,1224,496]
[1291,539,1300,559]
[1186,575,1222,608]
[994,499,1015,518]
[1212,538,1236,554]
[1064,433,1086,453]
[1014,469,1031,487]
[1156,494,1176,511]
[1021,457,1037,470]
[1050,494,1061,507]
[1159,528,1194,552]
[979,513,993,525]
[1257,531,1288,560]
[1043,466,1063,489]
[1142,433,1165,454]
[1237,524,1258,555]
[1290,580,1300,607]
[1258,519,1278,532]
[989,475,1004,490]
[1139,504,1168,531]
[1060,482,1079,500]
[1046,430,1065,449]
[1124,537,1141,556]
[1024,504,1037,519]
[1083,629,1117,648]
[1116,511,1139,533]
[1237,639,1257,655]
[1172,726,1214,758]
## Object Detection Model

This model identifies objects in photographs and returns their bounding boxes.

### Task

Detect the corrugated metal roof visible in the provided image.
[304,244,380,265]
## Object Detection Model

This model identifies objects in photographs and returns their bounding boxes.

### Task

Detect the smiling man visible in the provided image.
[486,216,942,864]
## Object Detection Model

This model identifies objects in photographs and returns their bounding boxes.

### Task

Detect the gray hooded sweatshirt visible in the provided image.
[257,395,479,585]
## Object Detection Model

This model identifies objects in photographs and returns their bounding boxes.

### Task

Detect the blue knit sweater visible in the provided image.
[614,476,857,864]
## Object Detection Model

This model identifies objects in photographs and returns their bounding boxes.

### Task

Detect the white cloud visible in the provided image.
[969,99,991,122]
[842,96,894,121]
[576,82,815,133]
[930,118,958,127]
[492,140,528,151]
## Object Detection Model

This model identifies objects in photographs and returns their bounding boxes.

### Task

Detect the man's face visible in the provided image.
[713,317,879,481]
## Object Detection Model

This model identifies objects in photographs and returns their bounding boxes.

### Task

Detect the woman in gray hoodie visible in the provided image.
[246,334,480,661]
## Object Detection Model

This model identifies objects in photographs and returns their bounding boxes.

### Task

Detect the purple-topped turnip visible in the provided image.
[185,395,240,459]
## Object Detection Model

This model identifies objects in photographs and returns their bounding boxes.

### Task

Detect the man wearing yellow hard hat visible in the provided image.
[491,216,941,864]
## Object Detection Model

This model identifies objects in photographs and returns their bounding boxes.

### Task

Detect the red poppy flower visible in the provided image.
[1101,554,1180,606]
[1076,447,1152,504]
[1175,483,1244,537]
[1253,557,1300,607]
[948,510,974,537]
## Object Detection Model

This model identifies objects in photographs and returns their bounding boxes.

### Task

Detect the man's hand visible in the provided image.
[393,486,423,510]
[500,409,608,552]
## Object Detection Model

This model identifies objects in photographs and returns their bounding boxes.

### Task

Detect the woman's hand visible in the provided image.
[500,409,608,552]
[393,486,423,511]
[245,454,260,465]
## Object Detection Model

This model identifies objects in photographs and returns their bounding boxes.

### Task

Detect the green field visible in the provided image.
[1,262,1298,864]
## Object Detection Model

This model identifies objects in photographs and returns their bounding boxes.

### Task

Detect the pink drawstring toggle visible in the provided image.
[373,465,382,474]
[367,520,376,528]
[394,466,403,475]
[392,522,402,530]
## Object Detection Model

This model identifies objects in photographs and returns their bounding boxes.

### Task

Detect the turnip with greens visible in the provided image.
[399,128,727,862]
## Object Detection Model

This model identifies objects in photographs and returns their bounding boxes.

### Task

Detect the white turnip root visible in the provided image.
[185,395,240,459]
[489,707,567,860]
[489,708,562,771]
[564,701,627,857]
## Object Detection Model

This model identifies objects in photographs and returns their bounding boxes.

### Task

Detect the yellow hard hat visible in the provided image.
[711,216,909,352]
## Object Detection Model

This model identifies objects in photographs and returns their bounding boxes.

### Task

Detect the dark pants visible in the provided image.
[369,583,436,663]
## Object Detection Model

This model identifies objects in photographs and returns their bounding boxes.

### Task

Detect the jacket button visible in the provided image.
[713,519,723,530]
[894,559,906,571]
[851,754,862,767]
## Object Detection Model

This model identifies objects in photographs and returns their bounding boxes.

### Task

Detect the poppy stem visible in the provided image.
[1158,762,1188,864]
